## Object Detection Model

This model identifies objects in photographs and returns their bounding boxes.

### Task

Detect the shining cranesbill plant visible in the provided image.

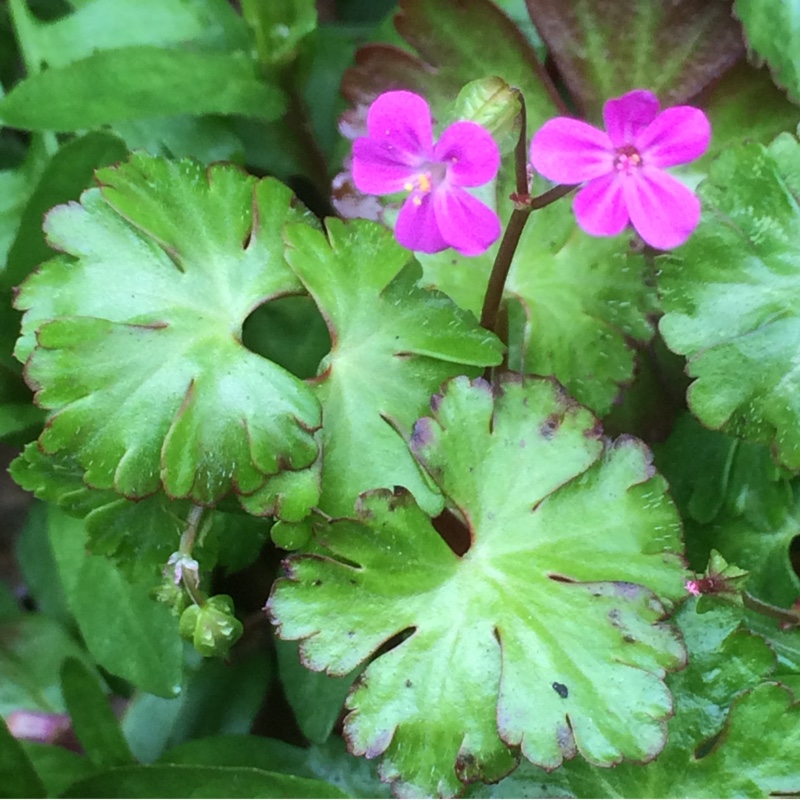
[4,2,800,799]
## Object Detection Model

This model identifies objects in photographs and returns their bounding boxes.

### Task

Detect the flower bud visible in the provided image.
[179,595,243,658]
[449,77,522,155]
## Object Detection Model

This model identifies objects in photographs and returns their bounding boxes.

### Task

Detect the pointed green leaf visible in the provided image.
[47,508,182,696]
[60,658,134,768]
[15,155,321,508]
[0,717,46,798]
[0,47,285,132]
[60,764,349,799]
[660,133,800,469]
[269,376,686,797]
[284,219,504,515]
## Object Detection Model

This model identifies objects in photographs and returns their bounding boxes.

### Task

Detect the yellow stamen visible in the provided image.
[412,195,422,206]
[417,173,432,192]
[403,181,414,192]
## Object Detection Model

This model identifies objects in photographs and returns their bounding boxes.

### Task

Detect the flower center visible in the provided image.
[613,144,643,174]
[403,162,448,205]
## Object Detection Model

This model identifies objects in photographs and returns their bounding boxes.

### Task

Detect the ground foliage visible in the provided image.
[1,0,800,797]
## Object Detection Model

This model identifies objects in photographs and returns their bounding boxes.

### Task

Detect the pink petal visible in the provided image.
[529,118,613,184]
[352,137,419,194]
[395,192,449,253]
[433,185,501,256]
[366,91,433,159]
[623,166,701,249]
[434,121,500,187]
[603,90,660,148]
[573,173,629,238]
[635,106,711,169]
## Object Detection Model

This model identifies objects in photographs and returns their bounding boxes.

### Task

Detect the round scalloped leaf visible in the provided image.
[283,218,504,516]
[659,133,800,469]
[268,376,687,797]
[14,154,322,505]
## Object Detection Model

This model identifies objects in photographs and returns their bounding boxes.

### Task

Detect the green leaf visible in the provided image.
[481,598,777,798]
[284,219,503,515]
[242,0,317,66]
[685,62,800,184]
[3,131,128,290]
[60,658,134,768]
[47,508,182,696]
[161,735,391,799]
[659,133,800,469]
[21,742,97,798]
[0,716,46,798]
[11,0,249,70]
[735,0,800,102]
[0,612,95,716]
[269,376,687,797]
[16,502,71,626]
[60,764,349,799]
[15,155,322,510]
[275,638,357,745]
[655,414,794,532]
[524,0,744,119]
[122,648,272,763]
[0,46,285,132]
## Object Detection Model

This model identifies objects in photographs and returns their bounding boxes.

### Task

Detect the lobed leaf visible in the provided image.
[15,155,322,509]
[284,218,504,515]
[660,133,800,469]
[269,376,687,797]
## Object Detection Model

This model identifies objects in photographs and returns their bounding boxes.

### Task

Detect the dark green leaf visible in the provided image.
[61,764,349,799]
[275,639,356,745]
[47,508,182,697]
[60,658,134,768]
[735,0,800,102]
[524,0,744,119]
[122,648,272,763]
[0,717,46,799]
[21,742,97,799]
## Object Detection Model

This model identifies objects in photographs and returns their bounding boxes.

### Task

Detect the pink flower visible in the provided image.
[529,90,711,250]
[352,91,501,256]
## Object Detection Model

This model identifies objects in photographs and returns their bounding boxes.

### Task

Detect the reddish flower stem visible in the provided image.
[479,92,577,337]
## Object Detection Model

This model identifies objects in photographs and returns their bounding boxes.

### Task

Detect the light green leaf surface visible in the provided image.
[269,376,686,797]
[242,0,317,66]
[10,0,249,70]
[476,598,778,798]
[0,46,284,132]
[735,0,800,102]
[284,219,504,515]
[15,155,322,509]
[660,133,800,468]
[21,742,98,798]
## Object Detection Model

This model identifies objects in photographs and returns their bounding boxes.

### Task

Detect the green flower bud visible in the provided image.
[178,595,243,658]
[449,77,522,155]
